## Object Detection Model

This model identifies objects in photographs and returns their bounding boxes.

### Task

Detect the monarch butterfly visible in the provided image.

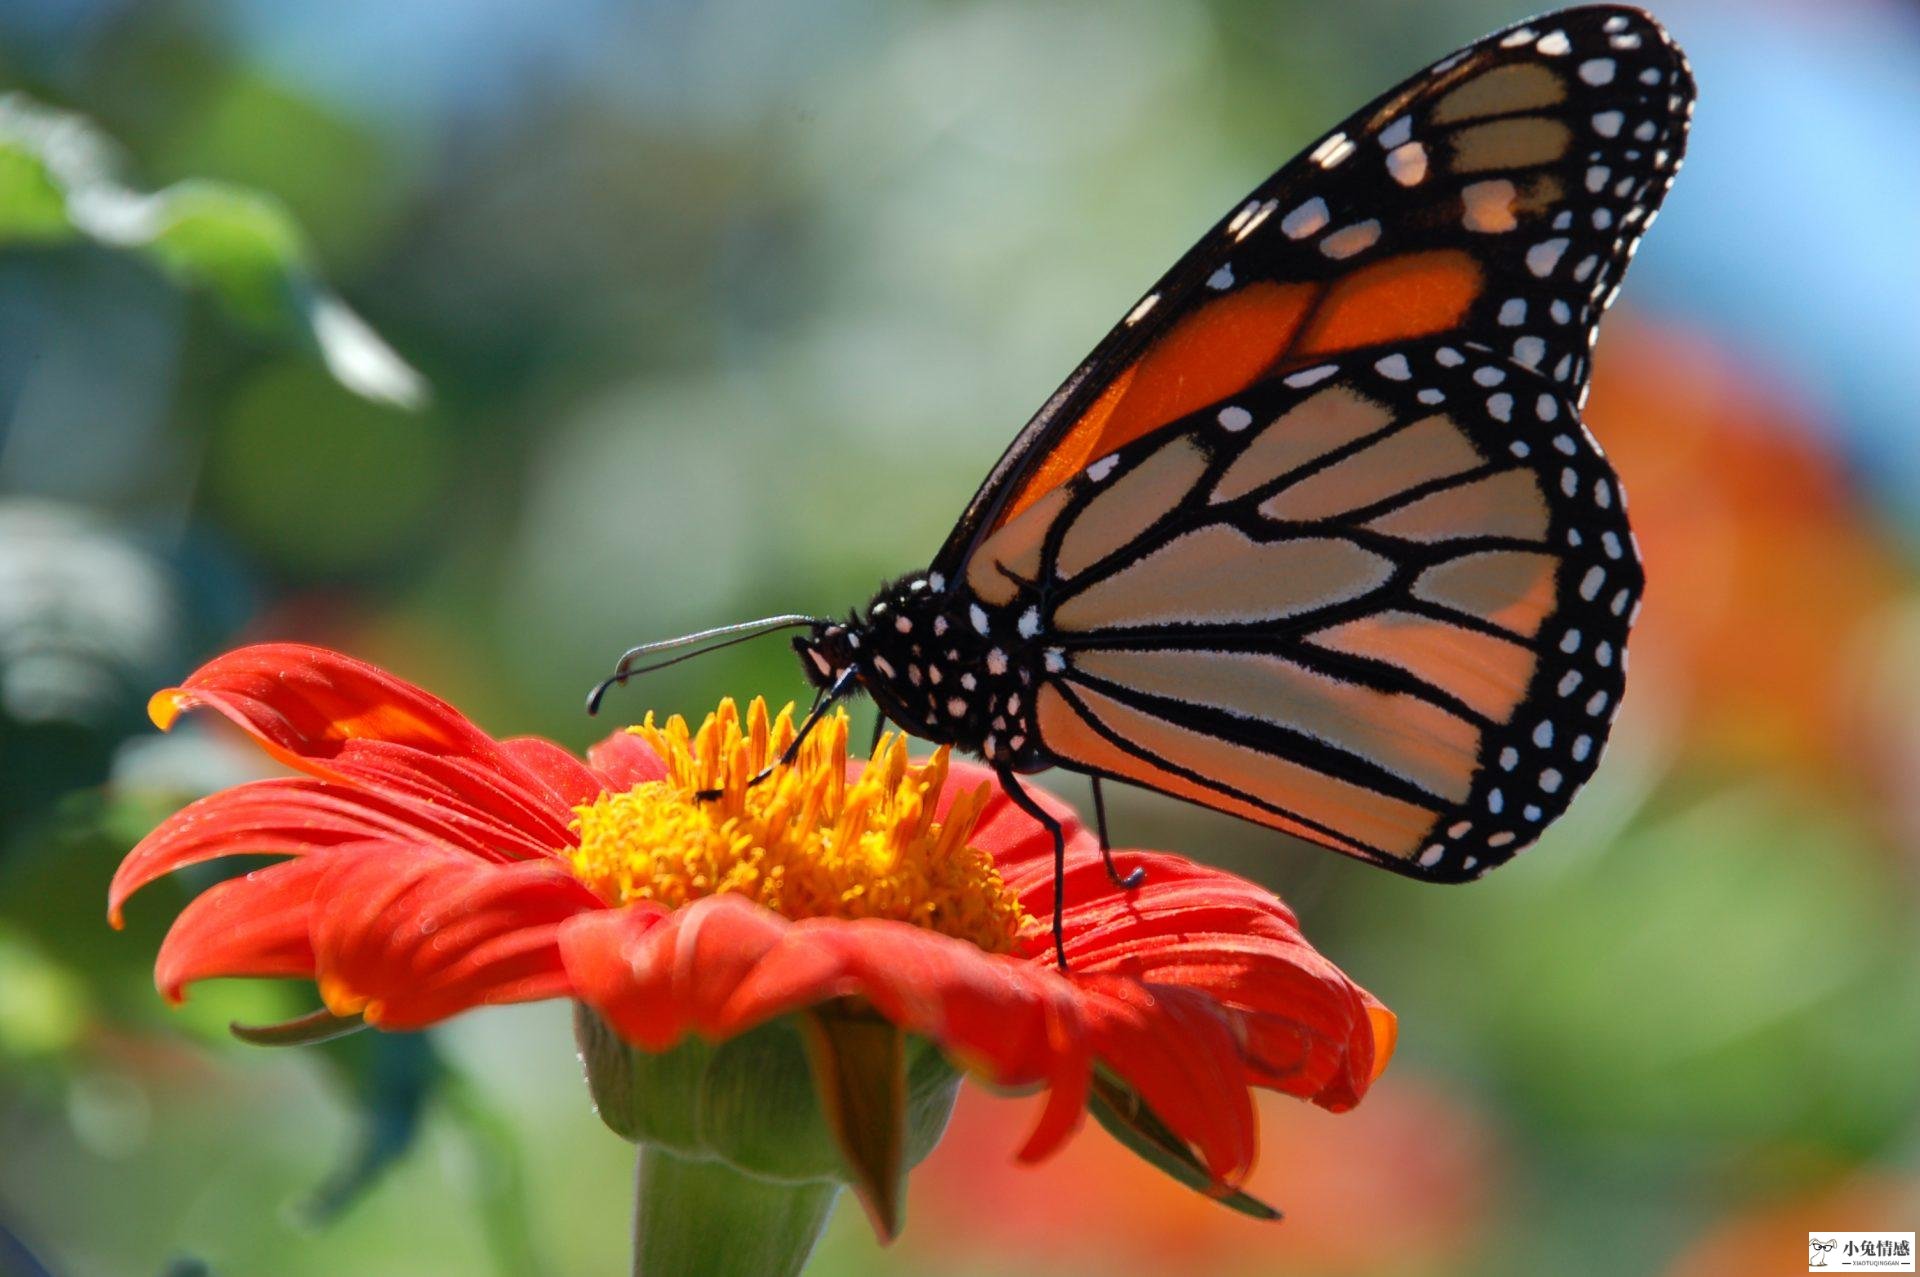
[593,4,1693,965]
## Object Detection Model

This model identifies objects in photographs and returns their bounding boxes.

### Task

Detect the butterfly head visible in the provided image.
[793,621,862,691]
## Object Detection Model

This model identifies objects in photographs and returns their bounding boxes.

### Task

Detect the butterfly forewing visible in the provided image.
[833,5,1689,882]
[934,4,1692,576]
[1003,336,1639,878]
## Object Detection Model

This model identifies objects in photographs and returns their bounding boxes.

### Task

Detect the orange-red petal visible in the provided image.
[586,729,671,790]
[154,856,331,1001]
[558,894,1266,1184]
[150,644,582,852]
[307,846,602,1029]
[111,777,480,926]
[1019,845,1389,1112]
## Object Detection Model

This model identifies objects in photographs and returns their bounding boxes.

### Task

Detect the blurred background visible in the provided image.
[2,0,1916,1273]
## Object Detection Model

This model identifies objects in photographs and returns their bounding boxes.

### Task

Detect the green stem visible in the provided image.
[631,1144,839,1277]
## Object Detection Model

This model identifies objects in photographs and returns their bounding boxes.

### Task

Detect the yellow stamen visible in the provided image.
[568,699,1029,954]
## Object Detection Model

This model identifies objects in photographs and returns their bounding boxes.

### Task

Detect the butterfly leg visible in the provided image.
[1089,777,1147,891]
[995,769,1070,971]
[695,665,860,800]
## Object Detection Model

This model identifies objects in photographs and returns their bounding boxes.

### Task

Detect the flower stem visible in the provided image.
[631,1144,838,1277]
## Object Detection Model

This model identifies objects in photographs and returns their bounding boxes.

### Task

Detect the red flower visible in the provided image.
[110,643,1393,1191]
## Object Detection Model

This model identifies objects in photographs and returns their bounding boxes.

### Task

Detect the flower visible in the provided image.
[1665,1174,1920,1277]
[110,643,1393,1238]
[1585,317,1907,797]
[905,1072,1500,1275]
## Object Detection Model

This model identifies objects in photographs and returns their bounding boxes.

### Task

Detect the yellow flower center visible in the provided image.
[568,698,1029,954]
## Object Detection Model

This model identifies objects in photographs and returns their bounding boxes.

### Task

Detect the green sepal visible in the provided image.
[800,1006,908,1241]
[1088,1066,1282,1221]
[229,1007,368,1047]
[573,1003,961,1197]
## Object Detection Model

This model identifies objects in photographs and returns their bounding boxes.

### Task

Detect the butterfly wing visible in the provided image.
[927,5,1690,878]
[999,336,1637,879]
[933,4,1691,579]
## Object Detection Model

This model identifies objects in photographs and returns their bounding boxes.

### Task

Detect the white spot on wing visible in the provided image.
[1526,238,1570,276]
[1282,197,1330,239]
[1311,132,1356,168]
[1234,199,1278,242]
[1284,364,1340,389]
[1321,220,1381,259]
[1386,141,1428,186]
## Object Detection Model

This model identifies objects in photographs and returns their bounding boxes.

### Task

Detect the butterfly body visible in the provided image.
[760,5,1693,906]
[797,573,1056,772]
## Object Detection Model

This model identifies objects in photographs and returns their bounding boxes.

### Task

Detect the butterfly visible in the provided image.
[592,4,1693,965]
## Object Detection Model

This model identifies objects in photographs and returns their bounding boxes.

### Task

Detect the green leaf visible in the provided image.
[0,92,424,407]
[0,141,73,243]
[143,179,311,325]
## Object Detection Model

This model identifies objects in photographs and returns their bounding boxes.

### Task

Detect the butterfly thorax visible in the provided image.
[794,573,1052,770]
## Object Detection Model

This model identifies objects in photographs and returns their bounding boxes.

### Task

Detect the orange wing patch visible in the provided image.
[1303,608,1539,723]
[1365,467,1552,544]
[999,283,1313,524]
[965,486,1068,605]
[1257,412,1482,522]
[1294,250,1483,359]
[1413,549,1560,638]
[1054,528,1394,632]
[1449,117,1574,174]
[1211,386,1396,504]
[1070,646,1481,803]
[994,254,1484,531]
[1429,61,1568,124]
[1040,683,1437,858]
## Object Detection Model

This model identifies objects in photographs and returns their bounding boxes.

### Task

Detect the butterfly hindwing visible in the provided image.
[934,4,1692,578]
[990,335,1640,879]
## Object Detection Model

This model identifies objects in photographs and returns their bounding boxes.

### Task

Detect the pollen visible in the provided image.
[568,699,1028,954]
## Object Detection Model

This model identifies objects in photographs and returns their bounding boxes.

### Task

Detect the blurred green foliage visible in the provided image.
[0,93,423,406]
[1,2,1917,1275]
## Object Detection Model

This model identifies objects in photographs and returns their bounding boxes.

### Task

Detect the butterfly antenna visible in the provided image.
[586,614,819,715]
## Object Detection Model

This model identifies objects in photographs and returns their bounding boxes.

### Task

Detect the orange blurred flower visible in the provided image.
[1588,317,1907,797]
[1667,1173,1920,1277]
[905,1072,1500,1275]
